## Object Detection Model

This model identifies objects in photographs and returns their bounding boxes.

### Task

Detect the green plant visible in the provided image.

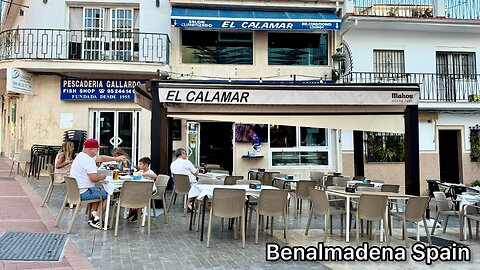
[365,132,405,162]
[473,179,480,187]
[470,128,480,162]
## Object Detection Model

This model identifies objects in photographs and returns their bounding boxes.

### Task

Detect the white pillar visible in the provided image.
[433,0,446,18]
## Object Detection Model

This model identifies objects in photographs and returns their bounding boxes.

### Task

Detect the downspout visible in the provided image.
[341,19,358,40]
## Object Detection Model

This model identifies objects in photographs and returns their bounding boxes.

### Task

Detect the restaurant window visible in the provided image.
[111,8,134,61]
[373,49,405,78]
[365,132,405,163]
[436,51,477,79]
[268,33,328,65]
[182,30,253,64]
[269,125,330,168]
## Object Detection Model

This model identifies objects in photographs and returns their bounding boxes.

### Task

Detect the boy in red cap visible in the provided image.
[70,138,126,229]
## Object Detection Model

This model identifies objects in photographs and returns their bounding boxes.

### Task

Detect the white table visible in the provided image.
[467,186,480,193]
[188,184,279,241]
[347,180,383,190]
[325,189,410,243]
[458,193,480,240]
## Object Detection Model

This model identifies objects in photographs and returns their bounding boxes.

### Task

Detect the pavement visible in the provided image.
[0,156,479,270]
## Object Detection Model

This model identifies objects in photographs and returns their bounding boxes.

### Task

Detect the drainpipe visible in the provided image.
[341,19,358,40]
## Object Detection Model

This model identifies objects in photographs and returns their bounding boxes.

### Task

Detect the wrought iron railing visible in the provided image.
[342,72,480,102]
[353,0,480,20]
[0,28,170,64]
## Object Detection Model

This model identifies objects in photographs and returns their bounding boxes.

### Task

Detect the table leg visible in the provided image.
[189,197,195,231]
[380,206,387,242]
[200,196,207,241]
[463,205,468,241]
[103,194,111,231]
[245,196,249,233]
[346,196,350,242]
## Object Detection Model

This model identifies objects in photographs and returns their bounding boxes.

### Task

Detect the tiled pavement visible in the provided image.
[1,156,479,269]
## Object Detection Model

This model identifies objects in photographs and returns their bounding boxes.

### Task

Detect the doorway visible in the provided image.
[200,122,233,174]
[438,129,462,183]
[90,110,140,163]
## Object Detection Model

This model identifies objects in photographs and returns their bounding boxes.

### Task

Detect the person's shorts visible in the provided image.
[80,187,108,201]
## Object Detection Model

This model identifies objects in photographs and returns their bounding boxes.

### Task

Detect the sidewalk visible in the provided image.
[0,156,93,270]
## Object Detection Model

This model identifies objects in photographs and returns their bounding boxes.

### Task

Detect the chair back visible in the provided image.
[64,176,81,204]
[155,174,170,197]
[324,175,334,188]
[173,174,191,195]
[236,180,261,185]
[332,176,349,187]
[357,194,388,221]
[352,176,366,181]
[19,149,31,162]
[210,169,229,175]
[224,176,244,185]
[46,163,55,183]
[248,171,258,180]
[357,186,377,192]
[273,179,286,189]
[211,188,245,218]
[404,196,429,222]
[258,189,289,216]
[310,171,325,187]
[309,188,329,216]
[295,180,316,199]
[119,181,153,208]
[433,191,451,211]
[381,184,400,193]
[197,178,222,185]
[261,172,278,186]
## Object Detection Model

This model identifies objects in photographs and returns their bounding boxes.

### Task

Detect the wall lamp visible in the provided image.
[156,0,160,7]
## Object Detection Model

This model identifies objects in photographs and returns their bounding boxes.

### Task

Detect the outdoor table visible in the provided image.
[467,186,480,193]
[198,172,228,182]
[188,184,279,241]
[458,193,480,240]
[439,182,467,209]
[325,189,411,243]
[346,180,383,190]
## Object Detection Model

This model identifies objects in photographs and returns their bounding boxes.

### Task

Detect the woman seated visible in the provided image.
[111,148,132,172]
[54,141,75,183]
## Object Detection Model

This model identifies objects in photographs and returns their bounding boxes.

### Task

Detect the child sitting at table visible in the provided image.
[127,157,158,222]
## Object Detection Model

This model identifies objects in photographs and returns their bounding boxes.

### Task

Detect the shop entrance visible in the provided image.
[90,110,140,163]
[200,122,233,174]
[438,129,462,183]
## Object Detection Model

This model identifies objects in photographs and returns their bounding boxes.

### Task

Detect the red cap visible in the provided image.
[83,139,99,149]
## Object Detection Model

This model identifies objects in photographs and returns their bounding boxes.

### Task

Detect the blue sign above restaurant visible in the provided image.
[60,78,145,101]
[171,8,342,31]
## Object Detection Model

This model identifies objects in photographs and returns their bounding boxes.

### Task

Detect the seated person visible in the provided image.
[127,157,158,222]
[170,148,198,183]
[54,141,75,183]
[111,147,132,172]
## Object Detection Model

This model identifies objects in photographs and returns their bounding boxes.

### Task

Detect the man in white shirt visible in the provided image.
[70,139,125,229]
[170,148,198,183]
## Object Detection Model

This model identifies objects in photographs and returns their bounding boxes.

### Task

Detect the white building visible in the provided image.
[341,0,480,192]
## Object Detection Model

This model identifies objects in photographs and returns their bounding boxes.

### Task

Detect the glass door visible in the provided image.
[186,121,200,166]
[90,110,139,163]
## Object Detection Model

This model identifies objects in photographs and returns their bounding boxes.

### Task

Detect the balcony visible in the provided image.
[0,28,170,64]
[351,0,480,20]
[342,72,480,102]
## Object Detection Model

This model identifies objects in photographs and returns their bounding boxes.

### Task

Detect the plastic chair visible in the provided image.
[431,191,460,235]
[352,176,366,181]
[151,174,169,224]
[254,189,289,244]
[197,178,223,185]
[167,174,191,216]
[224,176,244,185]
[465,204,480,239]
[381,184,400,193]
[310,171,325,189]
[41,164,66,206]
[332,176,350,187]
[356,186,377,192]
[355,194,389,244]
[291,180,316,217]
[54,177,103,234]
[113,181,153,236]
[261,172,279,186]
[9,150,30,176]
[390,196,432,246]
[207,188,246,248]
[209,169,229,175]
[305,188,345,242]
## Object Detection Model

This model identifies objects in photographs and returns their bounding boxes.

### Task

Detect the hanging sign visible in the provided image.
[7,68,33,95]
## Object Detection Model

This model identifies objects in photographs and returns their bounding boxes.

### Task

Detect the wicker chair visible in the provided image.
[390,196,432,246]
[55,176,103,234]
[305,188,345,242]
[41,164,65,207]
[167,174,192,216]
[224,176,244,185]
[113,181,153,236]
[254,189,289,244]
[207,188,246,248]
[151,174,170,224]
[355,194,389,244]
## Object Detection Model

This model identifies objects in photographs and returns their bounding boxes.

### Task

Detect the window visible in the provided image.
[365,132,404,163]
[111,8,133,61]
[83,8,104,60]
[269,125,330,168]
[436,51,477,79]
[268,33,328,65]
[182,30,253,64]
[373,50,405,78]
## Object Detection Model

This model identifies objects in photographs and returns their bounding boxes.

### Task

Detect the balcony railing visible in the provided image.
[0,28,170,64]
[352,0,480,20]
[342,72,480,102]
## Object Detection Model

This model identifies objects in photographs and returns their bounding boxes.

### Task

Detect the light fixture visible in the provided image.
[156,0,160,7]
[331,47,346,83]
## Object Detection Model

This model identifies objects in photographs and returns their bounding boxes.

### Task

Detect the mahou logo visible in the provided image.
[391,92,414,103]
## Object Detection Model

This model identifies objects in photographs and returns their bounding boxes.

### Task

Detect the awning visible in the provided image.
[171,7,341,31]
